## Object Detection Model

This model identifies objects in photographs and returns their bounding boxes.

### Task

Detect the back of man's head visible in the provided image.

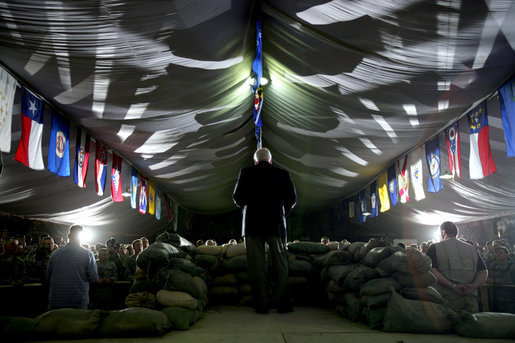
[254,148,272,163]
[440,221,458,237]
[68,224,83,242]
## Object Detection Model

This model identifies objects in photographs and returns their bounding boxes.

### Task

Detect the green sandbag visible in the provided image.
[314,250,352,267]
[98,307,171,337]
[161,306,198,330]
[343,265,378,292]
[360,278,401,296]
[222,255,248,271]
[362,246,395,267]
[0,316,36,341]
[137,242,181,279]
[454,312,515,339]
[35,309,106,339]
[327,264,358,286]
[287,242,330,255]
[343,292,362,322]
[193,254,219,272]
[383,288,457,333]
[289,258,314,275]
[361,307,386,329]
[169,257,207,280]
[391,270,436,288]
[153,268,201,299]
[377,249,431,275]
[360,293,391,309]
[129,277,157,294]
[399,286,444,304]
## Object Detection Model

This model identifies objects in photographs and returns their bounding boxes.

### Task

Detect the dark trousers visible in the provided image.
[245,235,290,311]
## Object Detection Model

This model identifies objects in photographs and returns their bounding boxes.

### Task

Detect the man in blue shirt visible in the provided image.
[46,224,98,309]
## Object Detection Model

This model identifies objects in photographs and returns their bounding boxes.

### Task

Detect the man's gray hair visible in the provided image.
[254,148,272,163]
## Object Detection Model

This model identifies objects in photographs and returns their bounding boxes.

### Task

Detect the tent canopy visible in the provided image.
[1,0,514,240]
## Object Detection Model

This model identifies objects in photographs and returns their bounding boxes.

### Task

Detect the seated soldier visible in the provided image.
[90,248,118,309]
[486,245,515,313]
[26,236,54,283]
[0,237,26,285]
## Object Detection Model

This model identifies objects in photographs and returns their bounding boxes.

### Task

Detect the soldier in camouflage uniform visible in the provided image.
[125,239,142,281]
[486,245,515,313]
[90,248,118,309]
[0,238,26,285]
[26,236,54,283]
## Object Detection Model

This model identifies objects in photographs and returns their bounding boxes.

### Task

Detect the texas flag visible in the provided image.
[47,114,70,177]
[139,177,148,214]
[397,155,410,203]
[111,153,123,202]
[468,103,496,179]
[95,142,108,196]
[74,129,90,188]
[14,88,45,170]
[445,122,461,179]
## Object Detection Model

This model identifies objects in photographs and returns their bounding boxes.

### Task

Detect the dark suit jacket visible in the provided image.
[233,161,296,239]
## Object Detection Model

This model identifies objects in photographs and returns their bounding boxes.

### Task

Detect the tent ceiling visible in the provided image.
[0,0,514,237]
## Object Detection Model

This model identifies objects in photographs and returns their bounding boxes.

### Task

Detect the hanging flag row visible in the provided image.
[0,66,177,223]
[340,74,515,223]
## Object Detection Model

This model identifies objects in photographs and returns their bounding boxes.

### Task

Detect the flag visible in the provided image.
[359,190,367,223]
[14,88,44,170]
[148,181,155,215]
[426,136,443,193]
[0,67,17,153]
[378,172,390,212]
[353,194,362,223]
[111,153,123,202]
[445,122,461,178]
[409,146,426,201]
[498,75,515,157]
[95,142,108,196]
[468,103,496,179]
[47,114,70,176]
[74,128,90,188]
[130,167,138,209]
[397,155,410,203]
[139,177,148,214]
[155,188,161,220]
[252,19,263,145]
[370,181,378,218]
[387,164,398,206]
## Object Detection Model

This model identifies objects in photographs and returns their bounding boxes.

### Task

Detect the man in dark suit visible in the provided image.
[233,148,296,314]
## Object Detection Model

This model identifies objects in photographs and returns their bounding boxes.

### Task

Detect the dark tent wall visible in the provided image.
[0,0,514,241]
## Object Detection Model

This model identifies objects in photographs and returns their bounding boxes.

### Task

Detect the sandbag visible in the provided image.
[35,309,106,339]
[193,276,208,298]
[193,254,219,272]
[360,293,391,309]
[377,249,431,275]
[399,286,444,304]
[0,316,36,341]
[343,292,361,321]
[236,271,250,282]
[289,258,314,275]
[326,279,343,293]
[454,312,515,339]
[347,242,366,262]
[383,289,457,333]
[210,286,239,296]
[222,255,248,271]
[327,264,358,286]
[326,242,340,250]
[137,242,181,279]
[362,246,395,267]
[153,268,200,299]
[225,243,246,258]
[287,242,330,255]
[156,290,199,310]
[239,283,252,295]
[343,265,378,292]
[360,278,401,296]
[196,245,223,256]
[125,291,158,309]
[288,275,308,286]
[161,307,198,330]
[315,250,352,267]
[212,274,238,286]
[361,307,386,330]
[391,270,436,288]
[98,307,171,337]
[169,258,207,279]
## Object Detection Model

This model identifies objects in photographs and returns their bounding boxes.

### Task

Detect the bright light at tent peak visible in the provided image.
[80,228,94,245]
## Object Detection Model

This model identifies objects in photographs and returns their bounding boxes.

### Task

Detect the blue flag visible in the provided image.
[252,19,263,145]
[498,74,515,157]
[370,181,378,218]
[155,187,161,220]
[47,114,70,176]
[426,136,443,193]
[387,164,397,206]
[359,189,367,223]
[130,167,138,209]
